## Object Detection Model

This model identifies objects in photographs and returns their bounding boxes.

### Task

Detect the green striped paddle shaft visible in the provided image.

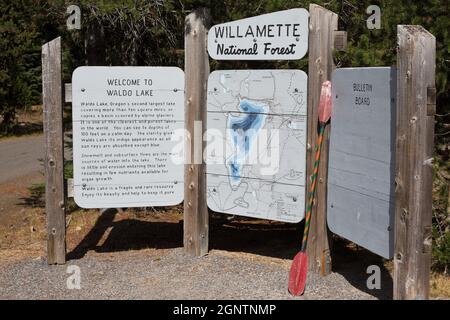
[301,123,326,252]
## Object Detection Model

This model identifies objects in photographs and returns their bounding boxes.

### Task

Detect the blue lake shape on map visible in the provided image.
[227,99,268,187]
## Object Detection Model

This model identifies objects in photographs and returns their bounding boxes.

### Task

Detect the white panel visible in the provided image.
[206,70,307,223]
[72,67,184,208]
[208,9,309,60]
[328,67,396,259]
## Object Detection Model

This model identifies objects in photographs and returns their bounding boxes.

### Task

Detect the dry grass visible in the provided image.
[0,207,46,250]
[0,205,449,299]
[431,272,450,299]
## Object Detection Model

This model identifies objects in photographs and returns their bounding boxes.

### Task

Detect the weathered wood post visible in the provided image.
[42,37,66,264]
[184,9,210,256]
[394,25,436,300]
[305,4,338,276]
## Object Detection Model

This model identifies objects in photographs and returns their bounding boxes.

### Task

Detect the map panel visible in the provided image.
[206,70,307,223]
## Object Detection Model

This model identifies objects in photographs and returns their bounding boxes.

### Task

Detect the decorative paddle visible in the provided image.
[288,80,333,296]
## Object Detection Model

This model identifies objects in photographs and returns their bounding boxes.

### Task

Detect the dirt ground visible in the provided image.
[0,206,394,300]
[1,201,448,300]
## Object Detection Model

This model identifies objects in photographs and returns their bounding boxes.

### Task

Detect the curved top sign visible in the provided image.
[207,8,309,61]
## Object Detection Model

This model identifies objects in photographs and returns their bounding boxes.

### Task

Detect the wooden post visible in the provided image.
[305,4,338,276]
[184,9,210,257]
[394,25,435,300]
[42,37,66,264]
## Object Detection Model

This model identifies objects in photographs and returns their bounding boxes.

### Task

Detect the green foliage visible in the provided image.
[0,1,63,133]
[0,1,36,132]
[64,159,73,179]
[26,183,45,207]
[433,158,450,273]
[433,230,450,273]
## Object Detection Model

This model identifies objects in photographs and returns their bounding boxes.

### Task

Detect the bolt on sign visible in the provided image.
[72,67,184,208]
[206,70,308,223]
[207,9,309,60]
[327,67,397,259]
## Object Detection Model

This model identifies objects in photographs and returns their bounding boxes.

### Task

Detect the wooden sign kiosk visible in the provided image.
[41,6,435,300]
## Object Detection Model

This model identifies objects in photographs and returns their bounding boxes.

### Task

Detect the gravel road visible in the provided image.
[0,248,382,300]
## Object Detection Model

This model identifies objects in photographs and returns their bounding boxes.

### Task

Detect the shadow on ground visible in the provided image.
[65,209,391,299]
[67,209,302,261]
[210,215,302,260]
[332,237,393,300]
[67,209,183,260]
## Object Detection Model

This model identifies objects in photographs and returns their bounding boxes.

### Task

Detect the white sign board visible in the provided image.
[72,67,184,208]
[328,67,396,259]
[206,70,308,223]
[208,9,309,60]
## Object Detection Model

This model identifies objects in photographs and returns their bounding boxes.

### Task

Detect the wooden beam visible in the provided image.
[64,83,72,103]
[305,4,338,276]
[183,8,210,257]
[42,37,66,265]
[394,25,435,300]
[67,178,74,198]
[333,31,347,52]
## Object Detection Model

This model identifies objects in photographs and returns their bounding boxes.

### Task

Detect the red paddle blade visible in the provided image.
[288,252,308,296]
[318,80,332,123]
